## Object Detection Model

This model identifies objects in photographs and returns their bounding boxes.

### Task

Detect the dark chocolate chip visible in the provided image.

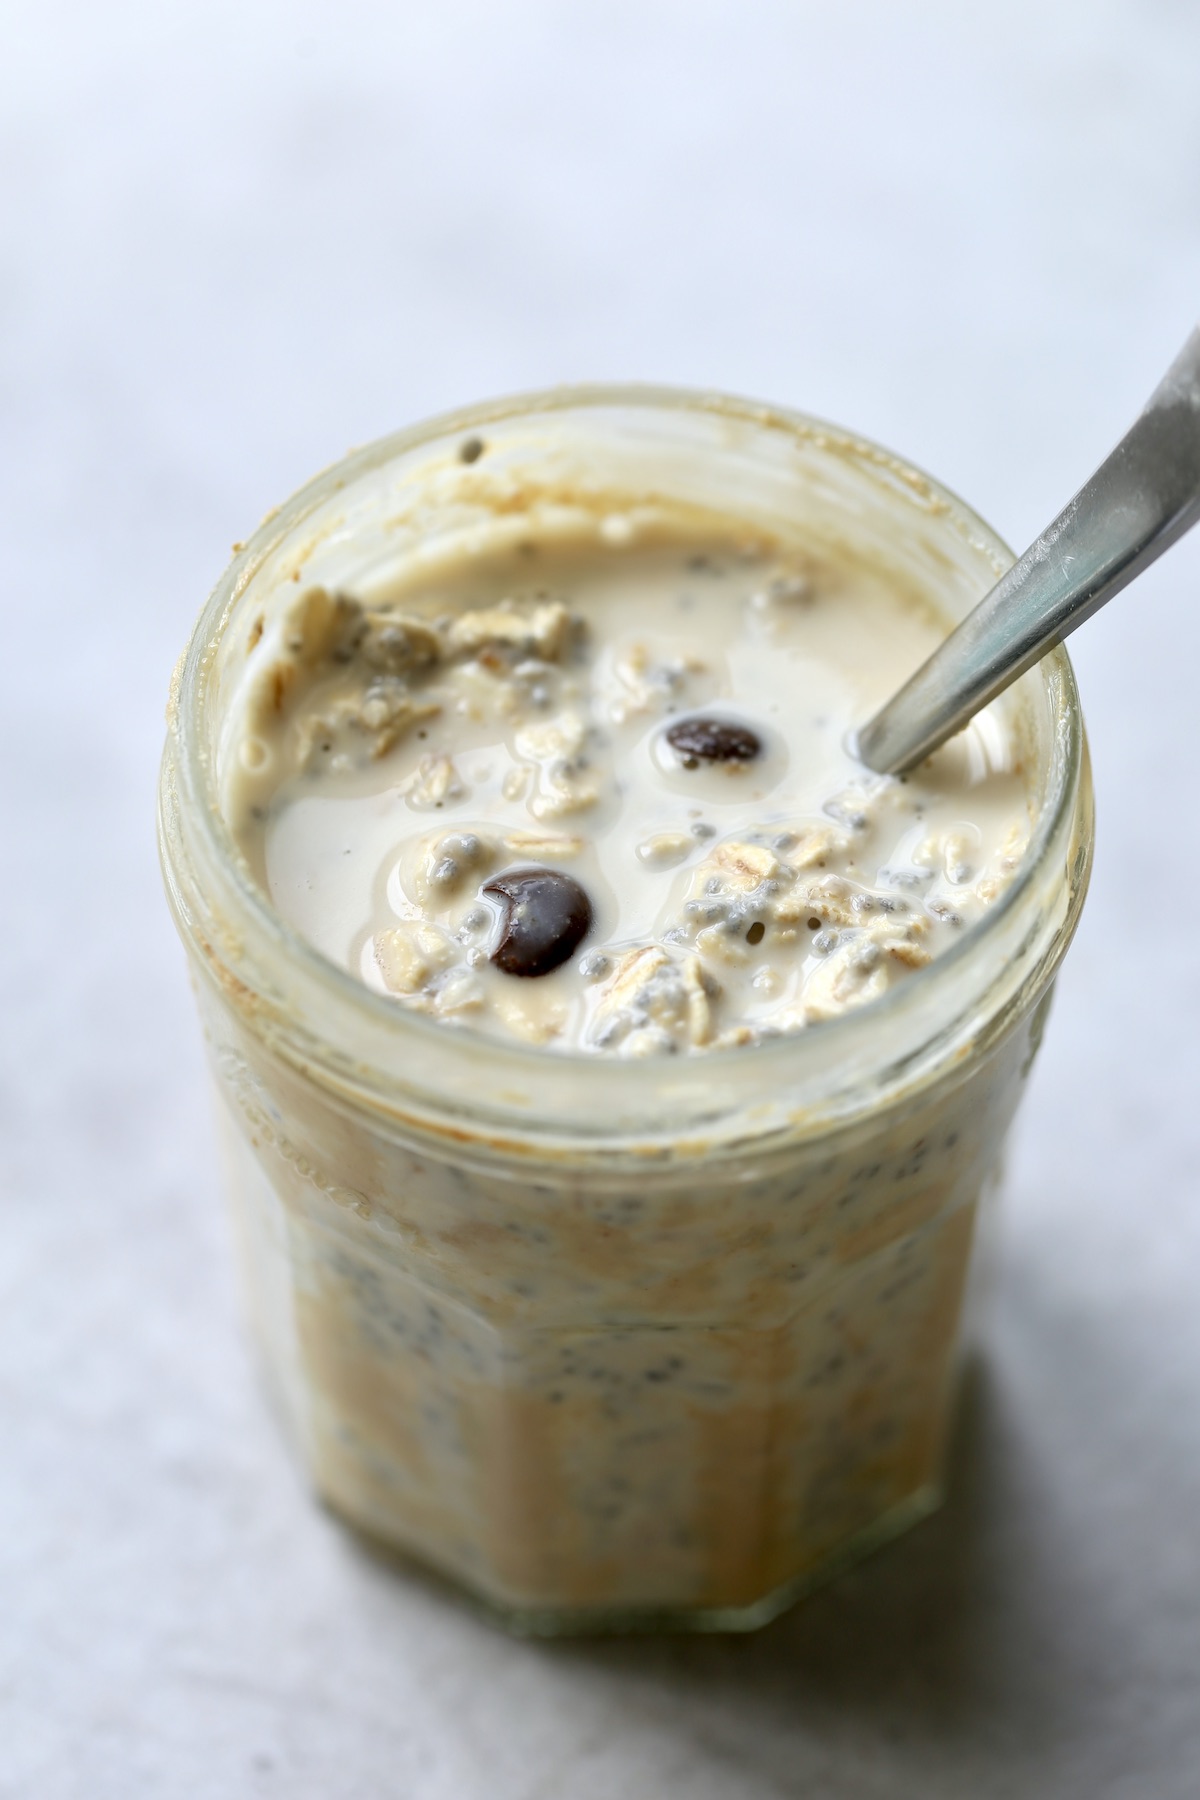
[483,867,593,977]
[665,716,762,765]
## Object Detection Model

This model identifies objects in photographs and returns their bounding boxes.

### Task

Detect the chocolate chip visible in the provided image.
[483,868,593,977]
[665,717,762,765]
[459,435,485,464]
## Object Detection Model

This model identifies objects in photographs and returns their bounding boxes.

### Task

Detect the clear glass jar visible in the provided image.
[159,388,1093,1632]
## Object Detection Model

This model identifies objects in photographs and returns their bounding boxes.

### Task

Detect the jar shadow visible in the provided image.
[542,1357,1050,1727]
[344,1353,1082,1784]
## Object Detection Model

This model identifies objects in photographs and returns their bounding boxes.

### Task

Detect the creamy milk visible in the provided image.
[229,522,1030,1052]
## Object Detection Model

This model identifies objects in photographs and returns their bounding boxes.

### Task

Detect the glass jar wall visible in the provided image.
[159,388,1092,1631]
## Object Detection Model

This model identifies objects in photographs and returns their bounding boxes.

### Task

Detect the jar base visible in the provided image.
[336,1482,945,1639]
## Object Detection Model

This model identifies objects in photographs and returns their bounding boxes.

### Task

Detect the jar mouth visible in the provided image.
[163,383,1091,1145]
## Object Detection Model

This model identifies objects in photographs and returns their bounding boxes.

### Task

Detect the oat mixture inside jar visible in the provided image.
[228,514,1031,1053]
[164,395,1093,1630]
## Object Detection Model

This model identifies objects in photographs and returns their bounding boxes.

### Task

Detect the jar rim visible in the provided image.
[162,382,1091,1148]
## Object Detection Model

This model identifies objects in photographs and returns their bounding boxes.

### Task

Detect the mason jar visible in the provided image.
[158,387,1093,1632]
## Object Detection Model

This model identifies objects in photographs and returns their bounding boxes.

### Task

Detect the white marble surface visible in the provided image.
[4,3,1200,1794]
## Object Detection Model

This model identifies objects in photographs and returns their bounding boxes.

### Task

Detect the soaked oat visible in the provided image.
[229,524,1031,1052]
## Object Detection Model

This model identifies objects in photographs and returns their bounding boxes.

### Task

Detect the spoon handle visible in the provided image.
[856,327,1200,775]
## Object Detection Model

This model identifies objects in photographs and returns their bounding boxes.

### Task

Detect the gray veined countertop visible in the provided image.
[4,2,1200,1795]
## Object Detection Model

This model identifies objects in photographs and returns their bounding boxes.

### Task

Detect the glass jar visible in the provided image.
[159,388,1093,1632]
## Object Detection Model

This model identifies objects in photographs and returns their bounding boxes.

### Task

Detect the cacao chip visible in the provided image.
[664,717,762,766]
[483,867,593,977]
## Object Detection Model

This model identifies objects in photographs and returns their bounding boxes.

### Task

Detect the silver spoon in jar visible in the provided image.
[855,326,1200,775]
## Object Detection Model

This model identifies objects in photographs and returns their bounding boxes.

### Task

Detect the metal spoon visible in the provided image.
[855,327,1200,775]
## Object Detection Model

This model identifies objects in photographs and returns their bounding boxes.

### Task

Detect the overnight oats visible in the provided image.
[159,389,1093,1630]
